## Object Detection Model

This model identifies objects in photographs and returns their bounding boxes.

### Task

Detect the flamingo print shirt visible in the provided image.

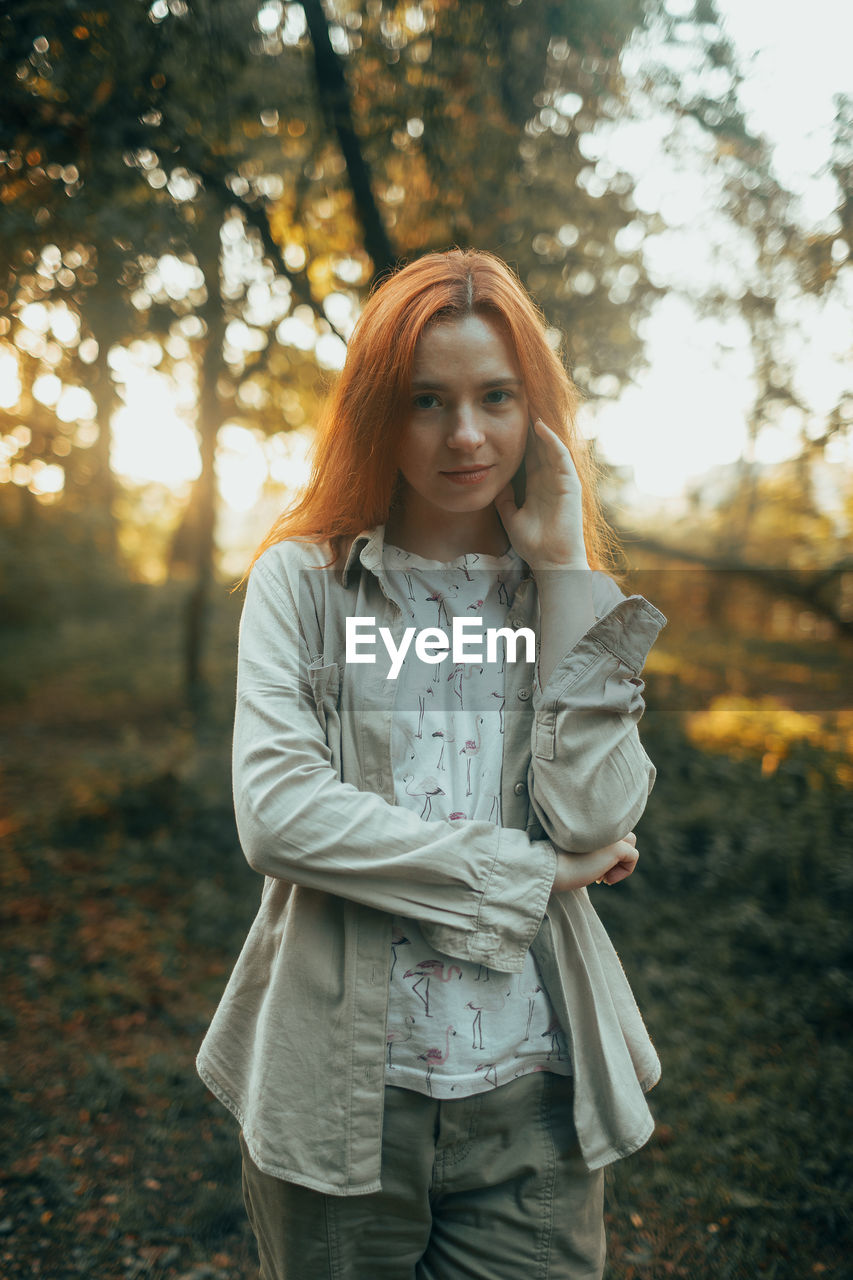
[383,541,571,1098]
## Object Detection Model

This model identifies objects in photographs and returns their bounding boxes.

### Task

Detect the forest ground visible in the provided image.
[1,581,851,1279]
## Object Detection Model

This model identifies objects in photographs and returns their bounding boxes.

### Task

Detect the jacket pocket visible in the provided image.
[307,661,343,777]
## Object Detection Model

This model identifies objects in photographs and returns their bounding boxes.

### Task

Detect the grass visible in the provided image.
[1,582,851,1278]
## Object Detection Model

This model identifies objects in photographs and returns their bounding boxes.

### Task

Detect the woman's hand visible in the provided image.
[494,417,588,570]
[552,832,639,893]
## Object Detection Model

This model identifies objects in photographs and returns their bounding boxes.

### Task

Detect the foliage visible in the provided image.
[5,1,847,503]
[686,695,853,785]
[597,710,853,1277]
[2,0,851,700]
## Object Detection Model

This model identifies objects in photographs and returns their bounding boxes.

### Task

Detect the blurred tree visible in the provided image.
[0,0,305,705]
[2,0,850,692]
[0,2,185,534]
[597,7,852,623]
[292,0,667,388]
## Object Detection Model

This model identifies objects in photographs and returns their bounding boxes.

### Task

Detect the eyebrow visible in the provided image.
[410,376,523,391]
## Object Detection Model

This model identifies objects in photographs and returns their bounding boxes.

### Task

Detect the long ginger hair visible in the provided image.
[250,249,618,573]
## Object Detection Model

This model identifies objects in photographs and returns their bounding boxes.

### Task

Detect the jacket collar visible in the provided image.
[341,523,535,590]
[341,525,386,588]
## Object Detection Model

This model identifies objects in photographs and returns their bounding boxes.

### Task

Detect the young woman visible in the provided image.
[197,249,667,1279]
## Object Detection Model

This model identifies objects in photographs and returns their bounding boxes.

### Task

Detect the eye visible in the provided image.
[412,392,441,410]
[484,388,513,404]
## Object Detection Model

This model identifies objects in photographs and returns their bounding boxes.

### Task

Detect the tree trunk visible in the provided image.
[302,0,397,280]
[184,213,225,716]
[88,290,120,556]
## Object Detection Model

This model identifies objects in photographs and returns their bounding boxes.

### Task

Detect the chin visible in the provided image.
[443,493,498,512]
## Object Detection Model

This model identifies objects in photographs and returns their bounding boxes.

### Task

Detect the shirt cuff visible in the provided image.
[533,595,667,707]
[420,834,557,973]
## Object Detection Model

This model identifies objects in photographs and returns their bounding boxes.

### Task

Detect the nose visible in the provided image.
[446,402,485,450]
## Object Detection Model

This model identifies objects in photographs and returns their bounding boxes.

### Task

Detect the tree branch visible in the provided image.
[613,530,853,638]
[302,0,397,281]
[193,160,348,346]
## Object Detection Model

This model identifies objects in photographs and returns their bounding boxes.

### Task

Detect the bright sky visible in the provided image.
[715,0,850,215]
[586,0,853,502]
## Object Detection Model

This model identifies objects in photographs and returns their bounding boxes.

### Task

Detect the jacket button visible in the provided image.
[517,687,530,701]
[514,781,527,796]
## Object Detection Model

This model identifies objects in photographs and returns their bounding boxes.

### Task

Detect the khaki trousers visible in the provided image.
[239,1071,606,1280]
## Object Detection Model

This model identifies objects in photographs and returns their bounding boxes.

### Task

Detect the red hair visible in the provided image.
[250,249,617,573]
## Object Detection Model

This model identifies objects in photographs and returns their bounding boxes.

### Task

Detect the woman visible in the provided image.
[197,249,667,1279]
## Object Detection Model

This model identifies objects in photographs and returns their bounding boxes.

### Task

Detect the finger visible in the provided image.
[613,839,638,861]
[604,860,635,885]
[604,847,638,881]
[531,418,581,478]
[523,420,548,474]
[532,417,564,444]
[624,831,637,845]
[525,418,564,469]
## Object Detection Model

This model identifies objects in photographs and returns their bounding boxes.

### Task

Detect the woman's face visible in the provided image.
[393,314,529,536]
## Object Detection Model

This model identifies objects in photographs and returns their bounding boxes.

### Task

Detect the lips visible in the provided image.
[440,464,494,480]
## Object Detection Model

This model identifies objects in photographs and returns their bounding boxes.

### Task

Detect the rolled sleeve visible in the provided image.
[529,588,667,852]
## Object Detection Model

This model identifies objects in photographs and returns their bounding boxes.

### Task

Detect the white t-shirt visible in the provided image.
[382,540,572,1098]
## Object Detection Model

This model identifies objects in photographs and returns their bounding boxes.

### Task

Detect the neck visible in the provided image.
[385,504,510,561]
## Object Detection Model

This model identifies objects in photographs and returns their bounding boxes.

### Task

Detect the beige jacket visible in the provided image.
[196,525,667,1193]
